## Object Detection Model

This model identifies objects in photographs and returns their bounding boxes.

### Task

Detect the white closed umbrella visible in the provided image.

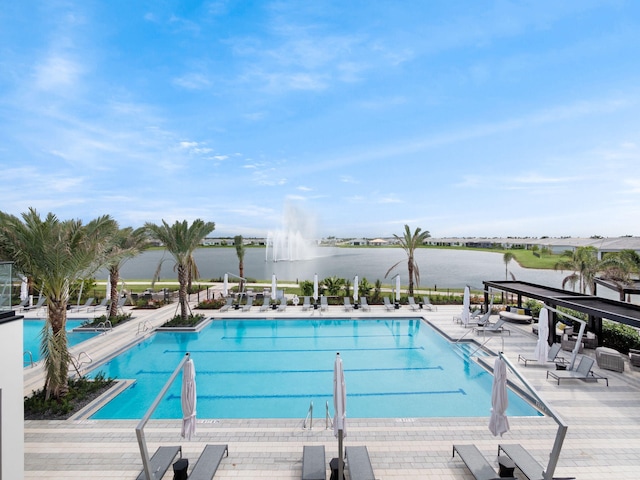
[395,275,401,302]
[333,352,347,480]
[313,273,319,301]
[353,275,359,303]
[461,286,470,326]
[181,357,197,440]
[20,275,28,301]
[105,274,111,304]
[534,308,550,363]
[272,274,277,300]
[223,273,229,297]
[489,356,510,437]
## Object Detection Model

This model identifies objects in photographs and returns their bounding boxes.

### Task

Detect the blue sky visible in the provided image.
[2,1,640,239]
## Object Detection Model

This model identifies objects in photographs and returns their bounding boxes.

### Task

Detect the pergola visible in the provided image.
[482,280,640,343]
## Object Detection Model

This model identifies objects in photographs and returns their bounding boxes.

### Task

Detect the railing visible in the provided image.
[97,320,113,334]
[467,336,504,358]
[23,350,34,368]
[303,401,313,429]
[136,353,190,480]
[70,351,93,376]
[137,320,154,335]
[326,401,333,430]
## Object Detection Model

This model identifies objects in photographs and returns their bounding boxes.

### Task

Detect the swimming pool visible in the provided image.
[90,318,540,420]
[23,319,100,365]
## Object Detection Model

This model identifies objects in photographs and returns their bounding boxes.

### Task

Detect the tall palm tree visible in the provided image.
[503,252,515,280]
[599,249,640,301]
[0,208,117,399]
[554,246,600,294]
[385,225,430,296]
[144,219,215,321]
[234,235,246,291]
[105,226,150,318]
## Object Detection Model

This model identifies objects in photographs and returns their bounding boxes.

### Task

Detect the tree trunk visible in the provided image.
[178,264,189,321]
[407,258,414,296]
[109,266,119,318]
[46,297,70,399]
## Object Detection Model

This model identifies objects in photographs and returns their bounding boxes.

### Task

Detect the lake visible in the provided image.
[100,247,568,290]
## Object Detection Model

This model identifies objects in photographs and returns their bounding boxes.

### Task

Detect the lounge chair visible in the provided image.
[421,296,436,311]
[23,296,46,311]
[359,296,371,312]
[301,296,311,311]
[518,343,566,367]
[71,297,94,312]
[497,444,565,480]
[546,356,608,386]
[302,445,326,480]
[277,298,287,311]
[116,296,127,314]
[343,297,354,311]
[320,296,328,311]
[383,297,395,311]
[473,318,510,336]
[259,296,271,312]
[453,444,517,480]
[345,446,376,480]
[242,297,253,312]
[15,298,29,311]
[91,297,108,312]
[219,297,234,312]
[407,297,420,311]
[136,445,182,480]
[189,444,228,480]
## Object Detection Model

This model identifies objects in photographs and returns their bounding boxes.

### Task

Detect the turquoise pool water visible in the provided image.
[90,318,540,420]
[23,319,100,365]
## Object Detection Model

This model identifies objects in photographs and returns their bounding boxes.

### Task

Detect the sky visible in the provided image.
[1,1,640,239]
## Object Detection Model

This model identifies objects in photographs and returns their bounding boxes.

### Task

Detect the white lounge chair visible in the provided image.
[407,297,420,311]
[546,356,608,386]
[320,296,329,311]
[219,297,234,312]
[71,297,94,312]
[359,297,371,312]
[454,444,517,480]
[383,297,395,311]
[343,297,354,311]
[421,296,436,311]
[277,298,287,311]
[23,296,46,311]
[473,318,510,335]
[518,343,566,367]
[259,296,271,312]
[242,296,253,312]
[301,296,311,311]
[91,297,108,312]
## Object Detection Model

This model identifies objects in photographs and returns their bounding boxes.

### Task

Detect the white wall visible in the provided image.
[0,316,24,480]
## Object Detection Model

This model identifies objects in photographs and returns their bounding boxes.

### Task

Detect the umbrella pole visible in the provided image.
[338,429,344,480]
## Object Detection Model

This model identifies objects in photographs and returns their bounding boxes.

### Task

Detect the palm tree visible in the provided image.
[599,249,640,301]
[503,252,515,280]
[322,276,344,296]
[105,227,149,318]
[385,225,430,296]
[554,246,600,294]
[144,219,215,321]
[234,235,246,291]
[0,208,117,399]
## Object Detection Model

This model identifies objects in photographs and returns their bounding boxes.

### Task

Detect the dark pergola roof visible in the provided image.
[483,280,640,329]
[594,277,640,296]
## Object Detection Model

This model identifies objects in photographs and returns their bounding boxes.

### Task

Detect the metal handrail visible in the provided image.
[303,401,313,429]
[325,401,333,430]
[136,353,190,480]
[23,350,34,368]
[137,320,153,335]
[97,320,113,333]
[70,351,93,377]
[467,335,504,358]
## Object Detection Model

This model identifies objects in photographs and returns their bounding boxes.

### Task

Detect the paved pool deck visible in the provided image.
[23,299,640,479]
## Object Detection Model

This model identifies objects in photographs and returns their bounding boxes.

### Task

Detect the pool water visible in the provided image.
[23,319,100,364]
[90,318,540,420]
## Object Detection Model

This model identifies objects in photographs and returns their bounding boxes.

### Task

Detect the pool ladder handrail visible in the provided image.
[97,319,113,334]
[136,320,154,335]
[303,401,313,429]
[326,401,333,430]
[24,350,34,368]
[467,336,505,358]
[69,351,93,377]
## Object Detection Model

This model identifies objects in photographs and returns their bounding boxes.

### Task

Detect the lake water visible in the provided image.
[99,247,567,289]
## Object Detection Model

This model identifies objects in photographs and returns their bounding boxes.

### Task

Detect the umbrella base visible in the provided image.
[329,458,345,480]
[498,456,515,477]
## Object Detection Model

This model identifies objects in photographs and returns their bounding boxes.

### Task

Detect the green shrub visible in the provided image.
[196,298,226,309]
[82,313,132,328]
[524,299,543,318]
[163,313,206,327]
[602,321,640,354]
